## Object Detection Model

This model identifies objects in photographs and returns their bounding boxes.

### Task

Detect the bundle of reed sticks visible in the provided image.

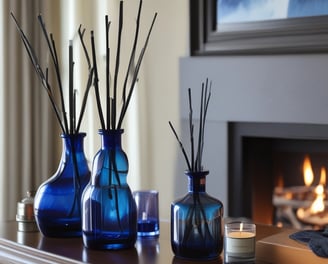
[11,13,94,135]
[169,79,212,172]
[11,0,157,134]
[91,0,157,131]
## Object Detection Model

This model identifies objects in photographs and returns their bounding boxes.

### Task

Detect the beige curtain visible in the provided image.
[0,0,62,220]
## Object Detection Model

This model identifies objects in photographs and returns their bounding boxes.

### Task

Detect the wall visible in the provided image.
[134,0,189,221]
[180,54,328,216]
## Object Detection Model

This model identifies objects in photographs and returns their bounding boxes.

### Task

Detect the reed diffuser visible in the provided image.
[169,79,224,260]
[11,13,93,237]
[81,0,157,250]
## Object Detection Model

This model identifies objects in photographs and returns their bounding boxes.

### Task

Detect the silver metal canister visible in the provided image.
[16,191,38,232]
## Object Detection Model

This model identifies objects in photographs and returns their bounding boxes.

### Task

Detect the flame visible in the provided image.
[239,222,243,232]
[310,167,326,214]
[310,189,325,214]
[319,167,326,186]
[303,155,314,187]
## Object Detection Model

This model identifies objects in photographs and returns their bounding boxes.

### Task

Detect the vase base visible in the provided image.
[36,216,82,237]
[172,243,221,261]
[83,231,136,250]
[173,254,220,261]
[38,228,82,237]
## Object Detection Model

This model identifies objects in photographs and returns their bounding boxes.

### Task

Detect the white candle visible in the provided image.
[224,222,256,263]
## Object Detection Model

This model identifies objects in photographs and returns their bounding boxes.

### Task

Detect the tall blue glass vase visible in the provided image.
[82,129,137,250]
[34,133,90,237]
[171,171,224,260]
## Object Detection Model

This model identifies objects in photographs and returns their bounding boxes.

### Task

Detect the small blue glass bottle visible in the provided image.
[34,133,90,237]
[171,171,224,260]
[82,129,137,250]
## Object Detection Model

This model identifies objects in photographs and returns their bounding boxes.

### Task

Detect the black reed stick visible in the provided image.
[78,25,91,69]
[69,41,74,134]
[195,84,204,171]
[169,121,192,171]
[200,80,211,169]
[76,68,94,133]
[73,89,77,134]
[112,1,124,129]
[105,15,111,131]
[38,15,69,134]
[188,88,194,171]
[122,0,142,106]
[76,25,94,133]
[90,31,106,130]
[117,12,157,129]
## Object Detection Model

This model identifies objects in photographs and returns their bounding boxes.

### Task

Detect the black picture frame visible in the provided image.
[190,0,328,55]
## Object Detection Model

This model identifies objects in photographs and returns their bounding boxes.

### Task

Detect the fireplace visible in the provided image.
[179,55,328,227]
[228,122,328,226]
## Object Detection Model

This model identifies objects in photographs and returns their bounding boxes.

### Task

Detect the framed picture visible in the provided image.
[190,0,328,55]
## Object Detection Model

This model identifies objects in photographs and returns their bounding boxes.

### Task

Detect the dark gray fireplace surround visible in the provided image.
[179,54,328,219]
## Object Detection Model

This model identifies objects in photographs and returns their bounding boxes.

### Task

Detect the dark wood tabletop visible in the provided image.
[0,221,283,263]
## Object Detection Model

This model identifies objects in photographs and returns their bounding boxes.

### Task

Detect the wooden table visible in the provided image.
[0,220,285,263]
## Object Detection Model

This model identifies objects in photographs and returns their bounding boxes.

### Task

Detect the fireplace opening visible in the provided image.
[228,122,328,228]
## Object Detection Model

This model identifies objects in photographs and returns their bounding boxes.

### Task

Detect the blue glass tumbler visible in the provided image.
[81,129,137,250]
[133,190,160,237]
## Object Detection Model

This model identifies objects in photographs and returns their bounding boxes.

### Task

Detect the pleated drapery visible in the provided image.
[0,0,60,221]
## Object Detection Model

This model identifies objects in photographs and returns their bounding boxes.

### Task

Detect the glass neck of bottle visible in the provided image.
[188,175,206,192]
[186,171,208,193]
[99,129,124,149]
[61,133,86,153]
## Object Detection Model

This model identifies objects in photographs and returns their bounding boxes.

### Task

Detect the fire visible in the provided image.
[295,157,328,226]
[310,167,326,214]
[319,167,326,185]
[303,155,314,187]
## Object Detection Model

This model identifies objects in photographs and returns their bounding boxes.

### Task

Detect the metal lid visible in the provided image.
[16,191,38,232]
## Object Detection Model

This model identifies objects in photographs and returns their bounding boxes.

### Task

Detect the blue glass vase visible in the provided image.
[81,129,137,250]
[34,133,90,237]
[171,171,224,260]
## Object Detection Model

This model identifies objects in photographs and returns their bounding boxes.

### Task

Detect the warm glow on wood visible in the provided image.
[303,155,314,187]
